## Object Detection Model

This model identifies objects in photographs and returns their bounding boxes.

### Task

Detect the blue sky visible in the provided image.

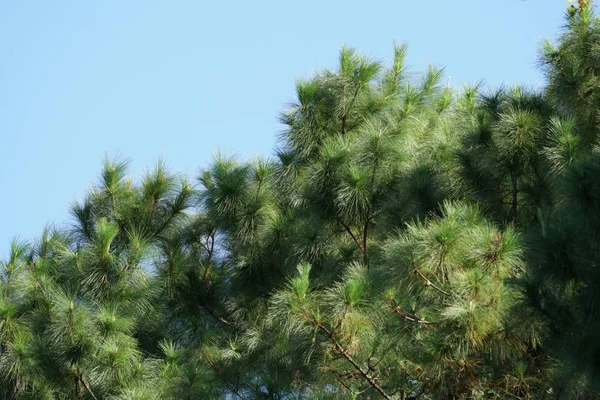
[0,1,568,257]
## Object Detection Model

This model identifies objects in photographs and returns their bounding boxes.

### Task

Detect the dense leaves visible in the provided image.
[2,3,600,399]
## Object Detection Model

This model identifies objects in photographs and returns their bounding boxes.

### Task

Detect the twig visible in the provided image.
[332,371,353,393]
[79,374,98,400]
[386,300,437,325]
[414,269,449,296]
[314,321,394,400]
[205,357,247,400]
[363,219,370,265]
[200,304,230,325]
[338,218,361,249]
[203,230,216,280]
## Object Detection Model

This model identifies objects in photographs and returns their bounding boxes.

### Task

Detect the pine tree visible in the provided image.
[524,1,600,394]
[3,3,600,398]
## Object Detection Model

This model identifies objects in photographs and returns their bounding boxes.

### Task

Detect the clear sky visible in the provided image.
[0,1,568,257]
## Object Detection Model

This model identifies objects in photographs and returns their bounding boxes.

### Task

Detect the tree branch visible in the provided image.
[363,219,369,266]
[332,371,353,393]
[203,230,216,281]
[79,374,98,400]
[314,321,394,400]
[338,218,361,249]
[386,300,437,325]
[414,269,449,296]
[510,170,519,227]
[201,304,230,325]
[205,357,247,400]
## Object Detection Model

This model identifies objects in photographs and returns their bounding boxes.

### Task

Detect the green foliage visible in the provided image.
[3,4,600,399]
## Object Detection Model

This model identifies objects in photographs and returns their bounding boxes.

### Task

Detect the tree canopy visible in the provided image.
[2,3,600,399]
